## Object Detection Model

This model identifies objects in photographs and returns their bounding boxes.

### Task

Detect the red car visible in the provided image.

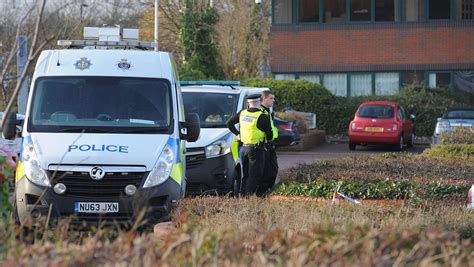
[348,101,415,151]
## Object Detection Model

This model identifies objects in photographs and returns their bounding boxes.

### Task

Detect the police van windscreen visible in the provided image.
[182,92,239,128]
[28,76,173,133]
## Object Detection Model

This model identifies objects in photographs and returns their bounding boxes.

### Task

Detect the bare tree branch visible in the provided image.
[0,4,36,105]
[1,0,48,130]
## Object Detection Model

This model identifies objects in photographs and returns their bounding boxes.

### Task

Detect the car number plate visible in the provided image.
[364,127,384,132]
[74,202,119,213]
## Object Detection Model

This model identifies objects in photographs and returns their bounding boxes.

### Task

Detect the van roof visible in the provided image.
[33,49,174,81]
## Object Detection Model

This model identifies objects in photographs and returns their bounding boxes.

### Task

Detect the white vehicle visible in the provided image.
[432,108,474,144]
[181,81,268,195]
[2,26,200,226]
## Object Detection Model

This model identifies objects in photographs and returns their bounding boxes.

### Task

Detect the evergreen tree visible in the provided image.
[179,0,223,80]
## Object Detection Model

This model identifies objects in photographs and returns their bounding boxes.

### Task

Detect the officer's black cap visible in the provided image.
[246,93,261,102]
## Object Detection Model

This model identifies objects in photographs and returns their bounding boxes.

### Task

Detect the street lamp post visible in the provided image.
[80,4,89,19]
[154,0,159,51]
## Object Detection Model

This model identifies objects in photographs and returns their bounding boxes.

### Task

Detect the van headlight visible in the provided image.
[22,144,50,187]
[144,144,174,188]
[205,134,233,158]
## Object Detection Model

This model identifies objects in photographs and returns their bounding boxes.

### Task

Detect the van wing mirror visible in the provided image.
[182,113,200,142]
[2,112,18,140]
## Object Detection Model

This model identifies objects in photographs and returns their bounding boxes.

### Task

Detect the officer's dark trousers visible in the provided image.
[257,144,278,196]
[240,145,265,196]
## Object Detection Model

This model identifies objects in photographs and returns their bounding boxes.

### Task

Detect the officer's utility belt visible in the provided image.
[242,143,264,147]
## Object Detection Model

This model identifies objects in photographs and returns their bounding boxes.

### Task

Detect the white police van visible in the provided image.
[181,81,268,195]
[2,26,200,226]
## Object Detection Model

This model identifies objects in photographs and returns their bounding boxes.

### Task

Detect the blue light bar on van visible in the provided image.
[180,81,240,86]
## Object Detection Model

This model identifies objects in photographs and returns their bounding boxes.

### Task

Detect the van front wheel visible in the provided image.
[232,170,242,198]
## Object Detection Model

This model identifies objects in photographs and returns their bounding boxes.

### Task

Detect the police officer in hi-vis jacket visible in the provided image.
[258,90,279,196]
[226,93,273,196]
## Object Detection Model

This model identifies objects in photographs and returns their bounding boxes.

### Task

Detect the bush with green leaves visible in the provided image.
[275,153,472,200]
[424,144,474,160]
[273,180,468,200]
[242,79,471,136]
[0,157,13,228]
[440,126,474,145]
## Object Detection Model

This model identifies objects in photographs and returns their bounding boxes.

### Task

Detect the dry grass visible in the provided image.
[1,197,473,266]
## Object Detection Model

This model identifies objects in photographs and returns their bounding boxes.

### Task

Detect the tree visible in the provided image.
[179,0,223,80]
[138,0,182,59]
[215,0,271,80]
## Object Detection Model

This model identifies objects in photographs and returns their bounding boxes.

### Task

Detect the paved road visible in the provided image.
[277,142,429,171]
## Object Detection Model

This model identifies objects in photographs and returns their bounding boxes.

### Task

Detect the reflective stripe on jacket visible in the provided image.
[261,108,278,141]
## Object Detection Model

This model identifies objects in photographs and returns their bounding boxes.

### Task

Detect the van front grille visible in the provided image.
[51,171,146,198]
[186,148,206,168]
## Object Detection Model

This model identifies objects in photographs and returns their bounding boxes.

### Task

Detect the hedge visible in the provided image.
[424,127,474,160]
[439,127,474,145]
[242,79,472,136]
[273,180,469,200]
[275,153,472,200]
[424,144,474,160]
[279,153,473,185]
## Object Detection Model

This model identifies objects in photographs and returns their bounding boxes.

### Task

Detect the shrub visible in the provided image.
[242,79,470,136]
[440,127,474,145]
[273,180,468,200]
[241,78,335,122]
[424,144,474,160]
[279,153,472,185]
[0,157,13,228]
[275,111,309,133]
[276,153,472,199]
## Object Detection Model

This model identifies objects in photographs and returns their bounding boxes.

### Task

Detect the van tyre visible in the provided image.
[349,142,356,151]
[232,170,242,198]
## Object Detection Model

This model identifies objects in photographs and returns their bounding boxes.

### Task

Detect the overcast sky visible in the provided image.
[0,0,152,19]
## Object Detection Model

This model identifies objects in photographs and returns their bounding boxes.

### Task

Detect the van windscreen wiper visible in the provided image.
[58,127,113,133]
[202,124,227,128]
[120,127,170,133]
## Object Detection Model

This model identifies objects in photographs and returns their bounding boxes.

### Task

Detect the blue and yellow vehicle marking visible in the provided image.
[16,135,32,183]
[167,137,184,185]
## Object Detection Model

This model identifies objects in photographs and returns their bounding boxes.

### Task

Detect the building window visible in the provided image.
[375,0,399,21]
[350,0,372,21]
[274,0,293,24]
[300,0,320,22]
[299,74,321,84]
[401,71,423,86]
[275,74,296,80]
[324,0,347,23]
[404,0,424,21]
[428,72,451,88]
[454,71,474,94]
[375,72,400,95]
[350,74,372,96]
[456,0,474,20]
[324,73,347,96]
[429,0,451,20]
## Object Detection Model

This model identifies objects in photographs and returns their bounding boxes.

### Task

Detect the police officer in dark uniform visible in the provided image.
[226,93,272,196]
[258,90,279,196]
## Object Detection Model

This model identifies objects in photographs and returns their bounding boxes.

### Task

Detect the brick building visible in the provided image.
[270,0,474,97]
